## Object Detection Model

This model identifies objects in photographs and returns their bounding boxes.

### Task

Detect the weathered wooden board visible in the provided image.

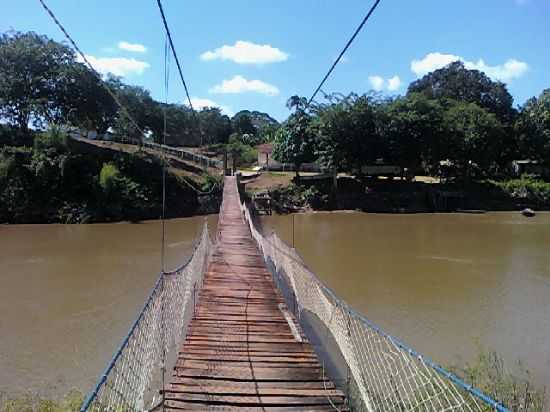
[163,177,344,411]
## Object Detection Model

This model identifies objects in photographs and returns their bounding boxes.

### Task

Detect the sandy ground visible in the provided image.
[242,171,295,192]
[241,170,441,192]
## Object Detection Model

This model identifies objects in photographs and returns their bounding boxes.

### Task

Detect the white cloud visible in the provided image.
[476,59,529,82]
[387,76,402,91]
[368,75,385,91]
[118,41,147,53]
[200,40,288,64]
[78,55,150,77]
[368,75,402,92]
[188,97,232,115]
[411,52,459,77]
[411,52,528,82]
[209,75,279,96]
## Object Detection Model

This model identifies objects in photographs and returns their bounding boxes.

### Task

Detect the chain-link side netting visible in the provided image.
[143,141,223,169]
[80,221,212,412]
[238,186,508,412]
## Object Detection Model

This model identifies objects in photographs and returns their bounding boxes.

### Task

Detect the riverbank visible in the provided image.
[0,130,222,224]
[242,173,550,214]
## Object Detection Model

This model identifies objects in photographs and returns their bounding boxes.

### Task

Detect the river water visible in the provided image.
[260,212,550,391]
[0,216,217,398]
[0,212,549,399]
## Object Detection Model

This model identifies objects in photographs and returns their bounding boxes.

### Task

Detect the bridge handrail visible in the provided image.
[80,220,212,412]
[238,191,508,412]
[264,233,506,411]
[143,141,223,169]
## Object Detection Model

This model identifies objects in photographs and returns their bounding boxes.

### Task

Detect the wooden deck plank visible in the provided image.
[164,177,344,411]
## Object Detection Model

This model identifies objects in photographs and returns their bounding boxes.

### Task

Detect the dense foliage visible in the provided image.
[0,126,203,223]
[0,30,277,222]
[453,349,546,412]
[0,31,278,148]
[2,30,550,222]
[272,96,315,175]
[273,63,549,182]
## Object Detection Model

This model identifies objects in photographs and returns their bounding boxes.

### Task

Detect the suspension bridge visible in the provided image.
[80,176,508,412]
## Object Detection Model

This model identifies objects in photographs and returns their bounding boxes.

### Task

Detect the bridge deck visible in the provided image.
[163,177,346,411]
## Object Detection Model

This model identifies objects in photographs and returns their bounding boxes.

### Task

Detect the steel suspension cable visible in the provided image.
[38,0,145,138]
[154,0,205,147]
[307,0,382,106]
[155,0,194,112]
[159,32,172,412]
[161,35,170,274]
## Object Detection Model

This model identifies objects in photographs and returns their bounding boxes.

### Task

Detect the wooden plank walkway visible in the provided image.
[163,177,346,411]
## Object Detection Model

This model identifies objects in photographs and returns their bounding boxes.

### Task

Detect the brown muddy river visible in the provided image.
[0,212,549,399]
[0,216,217,398]
[260,212,550,392]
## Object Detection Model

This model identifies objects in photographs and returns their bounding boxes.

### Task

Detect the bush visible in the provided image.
[201,173,223,193]
[453,349,546,411]
[0,390,83,412]
[490,175,550,204]
[33,126,68,152]
[99,162,121,194]
[0,151,15,181]
[226,138,257,168]
[0,125,34,147]
[98,161,151,220]
[302,185,330,209]
[240,145,257,167]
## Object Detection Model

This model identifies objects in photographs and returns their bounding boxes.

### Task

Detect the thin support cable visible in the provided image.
[155,0,194,112]
[159,33,170,412]
[154,0,205,148]
[38,0,145,138]
[307,0,382,106]
[161,34,170,274]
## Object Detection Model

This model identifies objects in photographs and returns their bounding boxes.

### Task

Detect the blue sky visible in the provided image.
[3,0,550,121]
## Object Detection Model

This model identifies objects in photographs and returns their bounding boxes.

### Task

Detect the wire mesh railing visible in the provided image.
[80,220,212,412]
[143,141,223,169]
[238,184,508,412]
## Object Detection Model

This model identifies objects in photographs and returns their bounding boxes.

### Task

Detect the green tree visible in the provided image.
[381,93,446,173]
[60,63,118,134]
[0,31,118,136]
[313,93,379,174]
[105,77,157,142]
[226,134,256,169]
[233,109,279,132]
[273,96,315,176]
[408,61,515,122]
[0,31,74,131]
[232,113,256,136]
[444,101,505,178]
[515,89,550,166]
[150,103,196,146]
[258,124,279,143]
[198,107,232,145]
